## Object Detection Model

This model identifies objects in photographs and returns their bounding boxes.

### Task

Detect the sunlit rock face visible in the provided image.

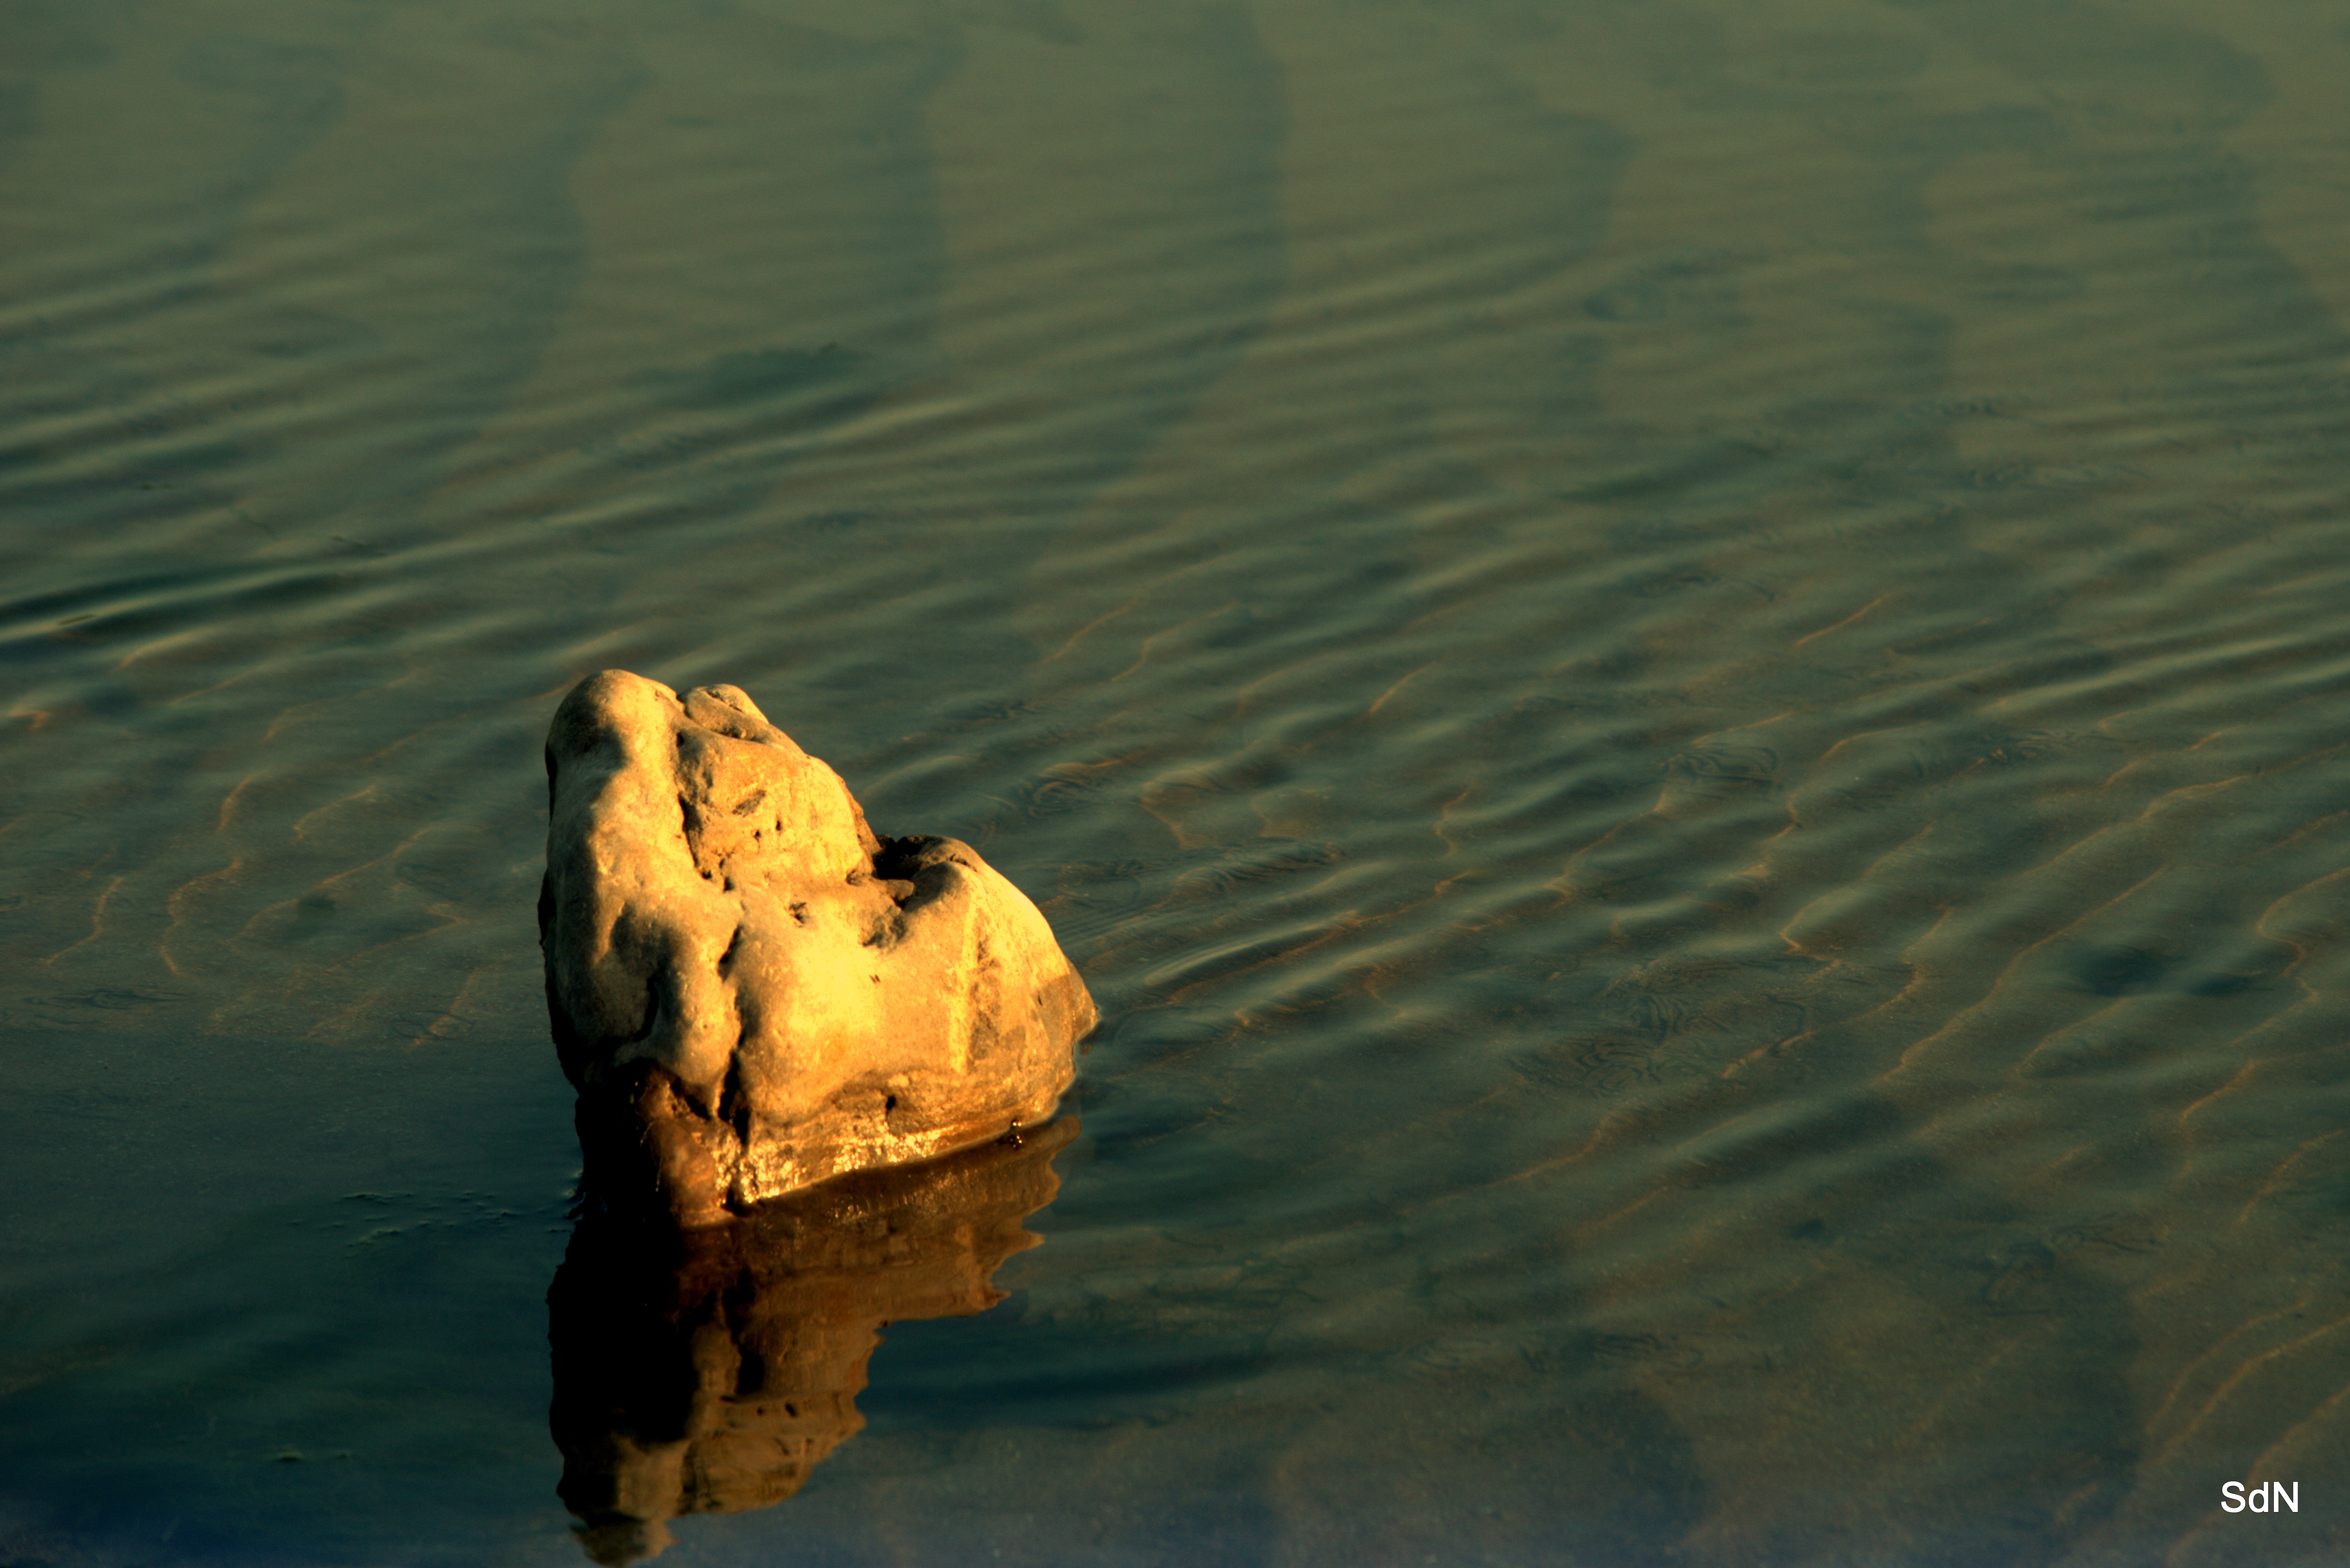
[548,1121,1076,1565]
[540,669,1096,1222]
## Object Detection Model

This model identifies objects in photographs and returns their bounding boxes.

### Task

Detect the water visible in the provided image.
[4,1,2350,1562]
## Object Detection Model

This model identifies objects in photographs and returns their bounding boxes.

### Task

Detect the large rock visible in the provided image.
[540,669,1095,1221]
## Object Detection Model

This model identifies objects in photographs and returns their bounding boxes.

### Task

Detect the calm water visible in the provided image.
[6,1,2350,1563]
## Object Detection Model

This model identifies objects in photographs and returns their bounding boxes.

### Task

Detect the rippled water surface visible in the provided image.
[7,1,2350,1563]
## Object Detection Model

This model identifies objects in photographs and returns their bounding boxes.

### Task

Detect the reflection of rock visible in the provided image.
[540,670,1096,1221]
[549,1118,1077,1564]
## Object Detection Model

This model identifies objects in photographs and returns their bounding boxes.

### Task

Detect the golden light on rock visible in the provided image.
[539,670,1096,1222]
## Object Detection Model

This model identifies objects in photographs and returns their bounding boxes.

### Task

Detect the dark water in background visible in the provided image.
[5,0,2350,1562]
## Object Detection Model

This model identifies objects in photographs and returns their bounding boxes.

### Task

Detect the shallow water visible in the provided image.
[6,1,2350,1563]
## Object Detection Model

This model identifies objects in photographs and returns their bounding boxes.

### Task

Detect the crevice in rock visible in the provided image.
[720,1058,753,1143]
[629,971,662,1044]
[677,788,712,876]
[872,835,974,918]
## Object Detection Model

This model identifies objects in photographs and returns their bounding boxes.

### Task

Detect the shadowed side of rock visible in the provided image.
[540,669,1096,1220]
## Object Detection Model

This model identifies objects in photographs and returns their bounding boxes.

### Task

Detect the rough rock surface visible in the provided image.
[540,669,1095,1220]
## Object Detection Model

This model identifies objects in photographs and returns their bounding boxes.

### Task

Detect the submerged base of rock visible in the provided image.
[539,670,1096,1222]
[550,1121,1075,1563]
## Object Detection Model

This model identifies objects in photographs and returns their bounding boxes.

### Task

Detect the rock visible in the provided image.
[549,1121,1077,1564]
[540,669,1095,1220]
